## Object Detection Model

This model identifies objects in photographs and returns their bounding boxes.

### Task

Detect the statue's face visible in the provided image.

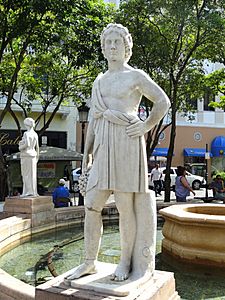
[104,31,126,63]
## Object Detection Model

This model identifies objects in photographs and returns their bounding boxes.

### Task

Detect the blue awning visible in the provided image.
[211,136,225,157]
[152,147,169,157]
[183,148,212,157]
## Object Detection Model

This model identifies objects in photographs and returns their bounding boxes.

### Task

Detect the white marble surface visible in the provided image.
[69,262,153,297]
[66,23,170,283]
[19,118,39,197]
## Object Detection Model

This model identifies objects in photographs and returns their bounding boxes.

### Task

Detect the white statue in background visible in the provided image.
[65,24,170,282]
[19,117,39,197]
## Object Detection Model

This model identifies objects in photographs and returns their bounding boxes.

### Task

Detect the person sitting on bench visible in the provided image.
[52,178,71,208]
[210,175,225,203]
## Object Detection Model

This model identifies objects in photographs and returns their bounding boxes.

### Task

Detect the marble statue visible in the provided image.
[19,117,39,197]
[65,23,170,282]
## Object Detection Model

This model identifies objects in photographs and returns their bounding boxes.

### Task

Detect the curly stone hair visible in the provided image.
[100,23,133,63]
[24,117,35,128]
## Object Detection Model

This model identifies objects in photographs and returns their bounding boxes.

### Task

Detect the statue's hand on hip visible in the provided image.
[126,119,147,138]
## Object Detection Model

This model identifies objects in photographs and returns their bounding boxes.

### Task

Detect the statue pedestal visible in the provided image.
[3,196,55,228]
[36,262,180,300]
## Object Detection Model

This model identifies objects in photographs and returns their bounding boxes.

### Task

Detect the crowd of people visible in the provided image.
[150,164,196,202]
[52,167,225,206]
[150,163,225,203]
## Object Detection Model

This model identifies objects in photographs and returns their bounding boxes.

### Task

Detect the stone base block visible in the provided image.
[3,196,55,227]
[36,263,180,300]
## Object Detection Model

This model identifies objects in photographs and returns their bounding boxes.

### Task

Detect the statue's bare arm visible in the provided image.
[126,70,170,138]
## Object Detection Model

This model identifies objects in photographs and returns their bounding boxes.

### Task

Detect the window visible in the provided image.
[203,88,215,111]
[42,131,67,148]
[185,94,198,110]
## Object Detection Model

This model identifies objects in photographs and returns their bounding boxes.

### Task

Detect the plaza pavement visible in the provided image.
[156,187,214,203]
[0,188,221,213]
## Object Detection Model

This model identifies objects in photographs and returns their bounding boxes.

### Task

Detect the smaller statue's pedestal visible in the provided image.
[3,196,55,228]
[36,262,180,300]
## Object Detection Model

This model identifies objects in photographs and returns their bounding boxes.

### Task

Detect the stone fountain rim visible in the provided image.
[159,203,225,224]
[0,202,118,300]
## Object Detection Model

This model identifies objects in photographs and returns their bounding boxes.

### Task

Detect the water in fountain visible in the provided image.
[0,223,225,299]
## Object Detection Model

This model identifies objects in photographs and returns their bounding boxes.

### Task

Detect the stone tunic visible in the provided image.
[86,75,148,193]
[20,131,39,197]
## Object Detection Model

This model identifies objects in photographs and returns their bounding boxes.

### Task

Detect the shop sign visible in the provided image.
[0,133,20,145]
[37,163,56,178]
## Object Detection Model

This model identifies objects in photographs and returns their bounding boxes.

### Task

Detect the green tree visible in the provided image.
[205,68,225,109]
[0,0,63,200]
[13,0,114,135]
[0,0,114,199]
[116,0,225,201]
[0,0,114,131]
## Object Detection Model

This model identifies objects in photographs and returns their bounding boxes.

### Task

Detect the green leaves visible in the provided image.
[117,0,225,202]
[117,0,224,101]
[205,68,225,109]
[0,0,115,130]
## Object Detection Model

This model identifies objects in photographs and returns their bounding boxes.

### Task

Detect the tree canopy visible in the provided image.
[0,0,115,133]
[116,0,225,201]
[0,0,115,200]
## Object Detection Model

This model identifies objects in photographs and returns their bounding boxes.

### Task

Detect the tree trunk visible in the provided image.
[164,83,177,202]
[164,109,176,202]
[0,146,8,201]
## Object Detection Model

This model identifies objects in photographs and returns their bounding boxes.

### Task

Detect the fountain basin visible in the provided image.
[0,196,118,300]
[160,204,225,267]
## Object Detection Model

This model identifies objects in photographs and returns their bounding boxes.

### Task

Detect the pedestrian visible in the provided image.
[52,178,70,208]
[175,166,195,202]
[150,164,163,196]
[210,175,225,202]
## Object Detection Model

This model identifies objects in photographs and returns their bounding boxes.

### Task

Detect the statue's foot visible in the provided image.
[111,262,130,281]
[20,194,38,198]
[65,262,97,281]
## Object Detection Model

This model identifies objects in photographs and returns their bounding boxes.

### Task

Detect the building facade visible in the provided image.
[154,63,225,175]
[0,97,79,155]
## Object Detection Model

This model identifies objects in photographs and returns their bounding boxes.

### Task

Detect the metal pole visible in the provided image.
[78,122,85,206]
[205,143,208,200]
[81,122,85,154]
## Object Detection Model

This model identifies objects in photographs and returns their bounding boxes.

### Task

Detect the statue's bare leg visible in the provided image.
[112,192,136,281]
[131,192,156,280]
[65,189,111,280]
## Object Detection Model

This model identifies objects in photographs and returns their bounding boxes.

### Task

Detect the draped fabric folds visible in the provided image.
[86,75,148,193]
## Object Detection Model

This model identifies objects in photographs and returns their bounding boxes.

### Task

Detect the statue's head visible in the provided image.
[24,117,35,128]
[101,23,133,63]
